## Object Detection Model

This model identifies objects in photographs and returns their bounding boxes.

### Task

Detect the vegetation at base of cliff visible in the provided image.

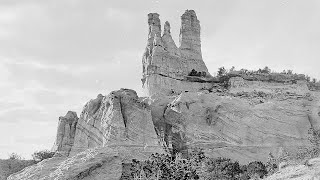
[0,150,54,179]
[32,150,55,162]
[123,148,276,180]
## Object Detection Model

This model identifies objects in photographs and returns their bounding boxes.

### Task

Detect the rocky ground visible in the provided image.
[265,157,320,180]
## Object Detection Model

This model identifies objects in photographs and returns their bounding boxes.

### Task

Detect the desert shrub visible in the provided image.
[8,153,22,160]
[265,153,278,175]
[246,161,267,179]
[128,153,199,180]
[294,128,320,161]
[218,67,227,77]
[124,148,273,180]
[202,157,242,180]
[32,150,55,162]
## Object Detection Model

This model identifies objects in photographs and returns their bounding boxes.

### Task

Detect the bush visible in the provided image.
[8,153,22,160]
[32,150,55,162]
[218,67,227,77]
[246,161,267,178]
[203,157,242,180]
[123,148,273,180]
[129,153,199,180]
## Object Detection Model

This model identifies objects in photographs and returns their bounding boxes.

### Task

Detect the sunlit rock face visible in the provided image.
[69,89,163,156]
[142,10,213,97]
[52,111,78,156]
[51,89,163,158]
[148,78,320,163]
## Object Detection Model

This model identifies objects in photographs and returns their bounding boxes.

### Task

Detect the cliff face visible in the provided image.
[149,77,320,163]
[142,10,212,96]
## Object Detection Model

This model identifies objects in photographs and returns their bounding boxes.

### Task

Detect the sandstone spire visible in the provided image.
[147,13,161,50]
[179,10,202,59]
[142,10,212,96]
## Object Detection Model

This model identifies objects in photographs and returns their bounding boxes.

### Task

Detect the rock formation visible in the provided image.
[142,10,213,96]
[8,10,320,179]
[52,111,78,156]
[149,78,319,163]
[8,89,164,180]
[69,89,163,156]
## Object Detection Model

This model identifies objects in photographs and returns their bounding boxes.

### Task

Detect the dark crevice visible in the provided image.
[119,96,127,128]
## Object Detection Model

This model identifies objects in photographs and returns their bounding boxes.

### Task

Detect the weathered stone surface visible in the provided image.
[148,79,320,163]
[10,89,164,180]
[265,157,320,180]
[52,111,78,156]
[142,10,213,96]
[69,89,163,156]
[7,148,122,180]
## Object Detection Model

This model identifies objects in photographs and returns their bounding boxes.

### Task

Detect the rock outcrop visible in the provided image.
[148,78,319,163]
[52,111,78,156]
[142,10,213,96]
[69,89,163,156]
[265,157,320,180]
[7,148,122,180]
[8,89,164,180]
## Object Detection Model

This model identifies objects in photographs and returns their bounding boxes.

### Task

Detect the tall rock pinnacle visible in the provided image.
[142,10,212,96]
[179,10,202,59]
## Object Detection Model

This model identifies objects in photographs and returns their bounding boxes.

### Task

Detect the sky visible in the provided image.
[0,0,319,159]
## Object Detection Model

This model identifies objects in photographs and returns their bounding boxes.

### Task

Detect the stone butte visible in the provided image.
[8,10,320,180]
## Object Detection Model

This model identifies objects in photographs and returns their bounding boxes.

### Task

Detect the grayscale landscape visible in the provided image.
[1,1,320,179]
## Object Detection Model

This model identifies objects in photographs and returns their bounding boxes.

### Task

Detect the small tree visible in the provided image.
[312,78,317,84]
[266,152,278,175]
[287,70,293,75]
[8,153,21,160]
[217,67,227,77]
[261,66,271,74]
[32,150,55,162]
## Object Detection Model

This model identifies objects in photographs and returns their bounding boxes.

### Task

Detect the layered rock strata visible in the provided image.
[142,10,213,96]
[148,77,320,163]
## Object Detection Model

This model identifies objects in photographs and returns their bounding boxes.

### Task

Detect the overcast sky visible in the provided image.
[0,0,319,159]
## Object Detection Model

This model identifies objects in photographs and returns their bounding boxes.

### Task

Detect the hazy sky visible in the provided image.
[0,0,319,159]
